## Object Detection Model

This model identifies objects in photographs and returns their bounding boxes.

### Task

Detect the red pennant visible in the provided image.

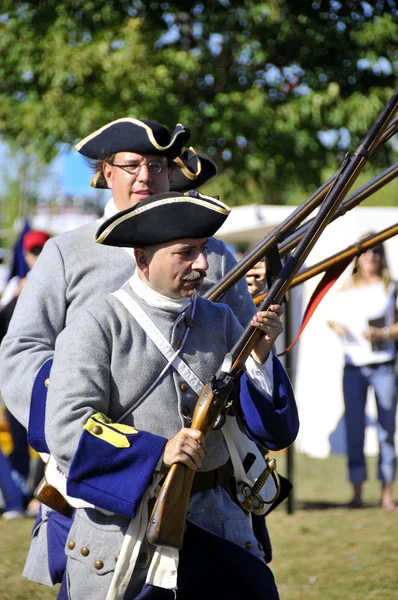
[278,258,352,356]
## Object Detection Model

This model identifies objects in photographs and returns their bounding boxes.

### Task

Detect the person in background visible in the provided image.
[0,230,51,313]
[245,261,268,297]
[327,234,398,511]
[0,229,50,518]
[0,446,26,519]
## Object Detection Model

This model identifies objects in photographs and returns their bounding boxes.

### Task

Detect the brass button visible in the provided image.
[67,540,76,550]
[175,339,182,349]
[44,378,50,388]
[92,425,103,435]
[80,547,90,557]
[245,541,253,551]
[94,560,104,570]
[180,383,188,392]
[258,542,263,552]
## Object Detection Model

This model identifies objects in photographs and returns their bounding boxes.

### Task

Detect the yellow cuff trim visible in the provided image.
[84,413,138,448]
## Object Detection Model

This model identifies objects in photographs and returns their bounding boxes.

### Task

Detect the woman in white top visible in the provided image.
[328,234,398,511]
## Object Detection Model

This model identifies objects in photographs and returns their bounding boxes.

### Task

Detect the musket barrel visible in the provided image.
[229,88,398,368]
[281,162,398,255]
[253,223,398,306]
[204,176,333,302]
[205,119,398,304]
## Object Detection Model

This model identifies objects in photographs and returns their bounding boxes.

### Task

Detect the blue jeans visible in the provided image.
[6,408,30,497]
[343,362,397,484]
[0,448,25,512]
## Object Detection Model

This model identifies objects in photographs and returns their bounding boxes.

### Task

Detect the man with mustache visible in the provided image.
[45,190,298,599]
[0,118,257,589]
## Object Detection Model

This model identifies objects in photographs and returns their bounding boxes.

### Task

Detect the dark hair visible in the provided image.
[88,154,115,171]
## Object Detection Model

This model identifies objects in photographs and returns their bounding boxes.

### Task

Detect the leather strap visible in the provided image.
[191,460,234,494]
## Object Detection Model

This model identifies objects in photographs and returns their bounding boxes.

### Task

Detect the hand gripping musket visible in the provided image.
[146,88,398,550]
[204,116,398,304]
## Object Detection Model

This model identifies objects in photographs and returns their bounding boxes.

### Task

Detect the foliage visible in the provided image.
[0,147,46,247]
[0,1,397,204]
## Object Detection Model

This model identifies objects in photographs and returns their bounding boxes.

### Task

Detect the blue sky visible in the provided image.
[0,142,103,200]
[57,150,97,196]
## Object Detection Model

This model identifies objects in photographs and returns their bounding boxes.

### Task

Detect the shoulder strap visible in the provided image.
[112,290,204,422]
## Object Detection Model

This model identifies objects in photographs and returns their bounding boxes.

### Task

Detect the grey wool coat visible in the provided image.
[0,219,256,587]
[0,221,255,429]
[44,284,296,600]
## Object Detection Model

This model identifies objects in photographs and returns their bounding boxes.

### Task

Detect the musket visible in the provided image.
[204,119,398,304]
[280,161,398,256]
[253,224,398,306]
[147,88,398,549]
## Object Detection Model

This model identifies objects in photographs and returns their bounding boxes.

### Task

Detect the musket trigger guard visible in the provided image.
[210,374,235,430]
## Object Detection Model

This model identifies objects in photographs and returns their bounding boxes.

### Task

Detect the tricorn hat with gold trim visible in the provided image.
[95,190,230,248]
[170,147,218,192]
[75,117,190,162]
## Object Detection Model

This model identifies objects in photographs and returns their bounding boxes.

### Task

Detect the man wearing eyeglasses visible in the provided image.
[99,155,170,202]
[0,118,259,592]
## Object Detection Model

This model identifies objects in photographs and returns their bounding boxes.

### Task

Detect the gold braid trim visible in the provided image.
[173,147,202,181]
[75,118,186,152]
[90,172,103,188]
[95,194,230,244]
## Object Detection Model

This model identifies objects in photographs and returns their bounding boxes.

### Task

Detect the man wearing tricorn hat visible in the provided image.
[45,190,298,599]
[0,118,258,588]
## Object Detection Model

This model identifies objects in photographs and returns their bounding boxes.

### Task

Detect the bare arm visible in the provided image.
[327,320,350,338]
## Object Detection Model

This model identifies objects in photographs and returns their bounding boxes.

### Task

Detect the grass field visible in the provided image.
[1,452,397,600]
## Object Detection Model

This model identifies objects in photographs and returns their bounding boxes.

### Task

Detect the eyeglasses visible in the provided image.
[111,160,167,176]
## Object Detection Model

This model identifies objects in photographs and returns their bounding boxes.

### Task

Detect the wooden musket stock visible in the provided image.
[147,378,234,548]
[147,88,398,549]
[34,476,74,518]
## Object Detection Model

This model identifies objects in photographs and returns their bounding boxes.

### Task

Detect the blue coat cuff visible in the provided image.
[67,415,167,518]
[28,359,52,453]
[238,356,299,450]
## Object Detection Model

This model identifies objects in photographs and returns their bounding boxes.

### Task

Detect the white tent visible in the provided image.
[217,204,398,459]
[217,204,295,245]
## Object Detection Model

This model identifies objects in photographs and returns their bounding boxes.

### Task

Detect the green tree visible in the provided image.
[0,0,397,204]
[0,146,49,247]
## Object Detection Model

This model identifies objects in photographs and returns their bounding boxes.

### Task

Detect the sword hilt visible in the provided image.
[236,457,279,513]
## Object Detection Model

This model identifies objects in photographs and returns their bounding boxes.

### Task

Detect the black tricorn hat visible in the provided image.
[95,190,230,248]
[170,147,218,192]
[76,117,190,164]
